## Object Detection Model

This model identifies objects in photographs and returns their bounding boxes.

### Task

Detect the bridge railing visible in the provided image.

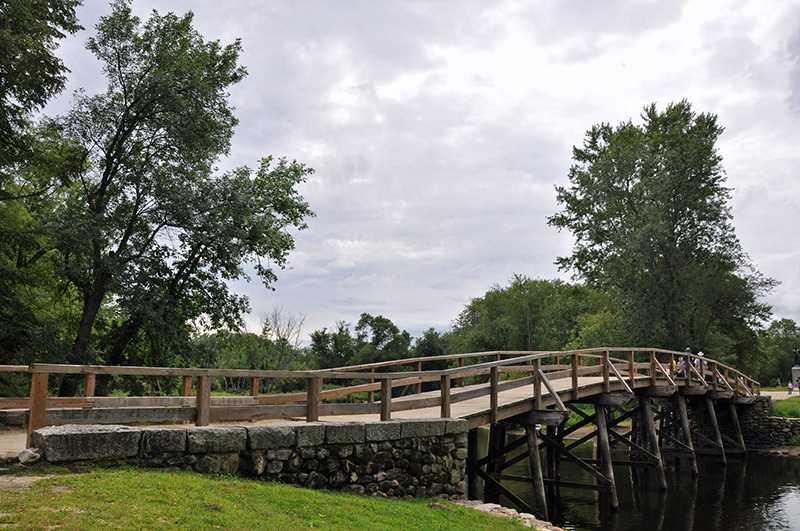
[0,348,760,445]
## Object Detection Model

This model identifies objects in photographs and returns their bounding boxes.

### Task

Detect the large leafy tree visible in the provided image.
[548,100,774,367]
[0,0,83,371]
[36,2,314,394]
[0,0,82,169]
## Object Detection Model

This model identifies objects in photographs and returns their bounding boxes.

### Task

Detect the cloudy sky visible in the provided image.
[44,0,800,341]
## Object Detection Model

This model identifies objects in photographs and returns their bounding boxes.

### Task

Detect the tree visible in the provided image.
[37,2,313,394]
[309,314,412,369]
[0,0,82,169]
[0,0,83,382]
[309,321,358,369]
[548,100,775,366]
[448,275,610,353]
[755,319,800,385]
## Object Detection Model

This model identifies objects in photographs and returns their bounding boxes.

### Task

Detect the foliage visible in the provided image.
[0,467,530,531]
[309,314,412,369]
[0,2,314,396]
[548,100,775,371]
[0,0,82,168]
[446,275,616,354]
[755,319,800,384]
[0,1,83,390]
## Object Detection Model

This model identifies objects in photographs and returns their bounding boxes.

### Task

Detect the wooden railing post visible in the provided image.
[440,374,451,418]
[602,351,610,393]
[307,375,321,422]
[27,370,49,447]
[195,374,210,426]
[250,377,260,397]
[458,357,465,387]
[83,373,96,398]
[650,351,657,386]
[368,368,375,403]
[181,375,193,397]
[533,358,542,409]
[490,366,499,424]
[628,351,635,389]
[571,354,579,400]
[380,378,392,421]
[415,361,422,395]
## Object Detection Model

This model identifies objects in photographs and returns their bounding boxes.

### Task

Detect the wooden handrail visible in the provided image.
[1,347,761,443]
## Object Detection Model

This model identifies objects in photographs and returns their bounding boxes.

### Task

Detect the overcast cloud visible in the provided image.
[44,0,800,341]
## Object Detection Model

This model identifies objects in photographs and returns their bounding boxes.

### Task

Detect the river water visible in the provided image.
[479,434,800,531]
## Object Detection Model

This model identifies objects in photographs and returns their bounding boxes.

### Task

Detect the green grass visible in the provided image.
[771,395,800,418]
[0,467,532,531]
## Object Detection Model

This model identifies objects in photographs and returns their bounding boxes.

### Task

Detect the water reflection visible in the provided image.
[479,432,800,531]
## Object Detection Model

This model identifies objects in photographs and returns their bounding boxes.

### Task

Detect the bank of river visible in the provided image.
[481,433,800,531]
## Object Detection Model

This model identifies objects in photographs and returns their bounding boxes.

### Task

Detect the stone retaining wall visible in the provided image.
[31,418,467,499]
[736,397,800,448]
[686,396,800,449]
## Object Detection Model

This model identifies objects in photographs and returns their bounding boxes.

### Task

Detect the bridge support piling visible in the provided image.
[705,397,727,464]
[483,423,507,503]
[467,428,480,500]
[639,396,668,490]
[728,402,746,452]
[675,395,699,476]
[524,425,549,521]
[595,405,619,510]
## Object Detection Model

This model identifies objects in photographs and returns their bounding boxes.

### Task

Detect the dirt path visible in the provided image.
[0,427,26,461]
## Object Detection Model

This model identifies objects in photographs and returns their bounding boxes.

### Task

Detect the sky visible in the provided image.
[43,0,800,342]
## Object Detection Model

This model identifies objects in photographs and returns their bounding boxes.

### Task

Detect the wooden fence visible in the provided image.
[0,348,759,446]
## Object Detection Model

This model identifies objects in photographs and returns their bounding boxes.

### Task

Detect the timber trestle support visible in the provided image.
[465,388,749,520]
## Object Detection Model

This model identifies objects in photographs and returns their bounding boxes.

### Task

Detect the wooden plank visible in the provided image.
[380,379,392,421]
[490,366,499,424]
[210,404,307,422]
[46,407,194,425]
[538,368,566,410]
[318,402,380,416]
[0,365,28,372]
[441,375,451,418]
[0,398,29,408]
[83,373,96,398]
[195,375,210,426]
[181,376,193,396]
[27,372,48,446]
[306,377,321,422]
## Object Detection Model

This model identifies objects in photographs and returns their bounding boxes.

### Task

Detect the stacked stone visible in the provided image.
[695,397,800,449]
[31,418,468,499]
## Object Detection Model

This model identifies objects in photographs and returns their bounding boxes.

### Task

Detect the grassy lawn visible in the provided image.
[0,467,531,531]
[772,395,800,418]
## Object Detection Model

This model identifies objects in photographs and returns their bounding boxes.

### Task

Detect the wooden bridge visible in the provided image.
[0,347,760,520]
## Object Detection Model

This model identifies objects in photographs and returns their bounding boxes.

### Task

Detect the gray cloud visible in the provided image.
[42,0,800,341]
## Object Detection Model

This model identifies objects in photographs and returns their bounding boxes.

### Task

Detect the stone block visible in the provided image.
[326,422,365,444]
[366,421,402,442]
[141,427,186,454]
[400,419,446,439]
[247,424,296,450]
[33,424,141,462]
[445,418,468,435]
[187,426,247,454]
[296,423,325,447]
